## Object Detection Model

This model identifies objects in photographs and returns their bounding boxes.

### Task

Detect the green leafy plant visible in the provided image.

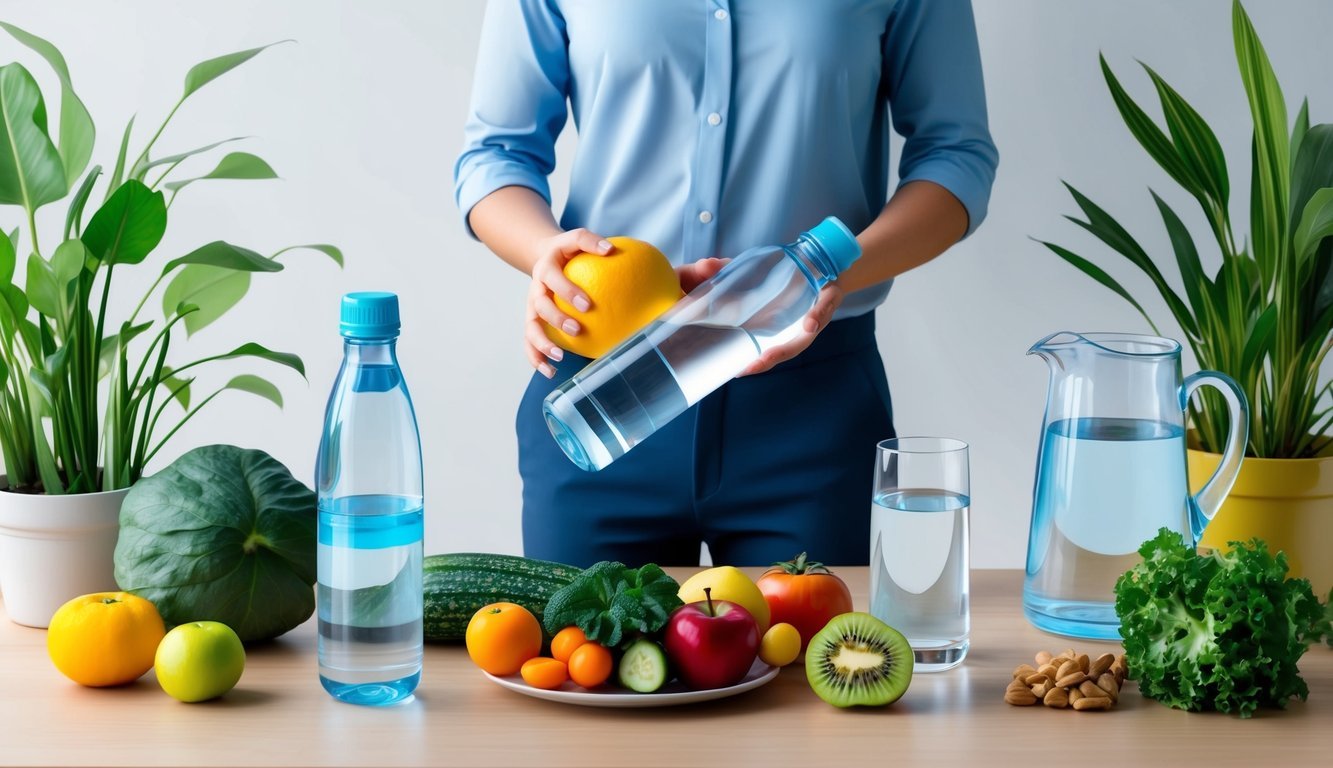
[0,26,341,493]
[542,561,684,647]
[1038,1,1333,459]
[1114,528,1324,717]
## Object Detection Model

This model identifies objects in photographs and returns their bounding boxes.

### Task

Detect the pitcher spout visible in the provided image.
[1028,331,1089,371]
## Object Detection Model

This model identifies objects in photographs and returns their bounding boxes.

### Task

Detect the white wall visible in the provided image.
[0,1,1327,567]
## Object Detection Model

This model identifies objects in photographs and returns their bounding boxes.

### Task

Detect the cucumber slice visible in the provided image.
[618,639,669,693]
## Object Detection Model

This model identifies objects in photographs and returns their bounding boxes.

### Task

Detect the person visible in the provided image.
[454,0,998,568]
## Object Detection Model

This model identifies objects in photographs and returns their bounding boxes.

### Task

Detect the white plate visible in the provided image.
[484,658,780,708]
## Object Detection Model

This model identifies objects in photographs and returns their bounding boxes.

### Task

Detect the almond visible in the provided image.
[1035,650,1054,666]
[1043,686,1070,708]
[1097,673,1120,701]
[1006,687,1038,706]
[1089,653,1115,678]
[1076,653,1091,674]
[1073,696,1112,711]
[1056,671,1087,688]
[1013,664,1038,680]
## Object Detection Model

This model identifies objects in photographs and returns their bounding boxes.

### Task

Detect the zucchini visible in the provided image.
[423,552,581,642]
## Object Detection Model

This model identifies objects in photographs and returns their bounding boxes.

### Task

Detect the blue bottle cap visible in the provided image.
[340,292,400,339]
[807,216,861,277]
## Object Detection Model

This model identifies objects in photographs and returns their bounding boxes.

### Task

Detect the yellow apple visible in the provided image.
[677,566,771,635]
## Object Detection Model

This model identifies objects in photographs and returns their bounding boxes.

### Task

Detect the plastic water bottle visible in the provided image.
[543,216,862,471]
[316,292,423,705]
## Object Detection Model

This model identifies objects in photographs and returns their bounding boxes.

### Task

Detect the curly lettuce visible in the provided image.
[1114,529,1325,717]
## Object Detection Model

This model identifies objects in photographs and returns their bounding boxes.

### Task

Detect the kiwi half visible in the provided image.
[805,612,913,707]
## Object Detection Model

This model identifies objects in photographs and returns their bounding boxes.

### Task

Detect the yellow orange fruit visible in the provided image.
[47,592,166,687]
[678,566,772,636]
[465,602,543,676]
[543,236,683,358]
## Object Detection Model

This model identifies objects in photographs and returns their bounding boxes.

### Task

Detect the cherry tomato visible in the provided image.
[520,657,569,689]
[567,642,613,688]
[756,553,854,652]
[551,626,590,664]
[464,602,543,675]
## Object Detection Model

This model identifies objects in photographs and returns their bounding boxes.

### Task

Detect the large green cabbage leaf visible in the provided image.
[115,444,316,642]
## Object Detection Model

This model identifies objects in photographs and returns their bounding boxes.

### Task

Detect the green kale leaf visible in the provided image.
[1114,529,1325,718]
[542,561,683,647]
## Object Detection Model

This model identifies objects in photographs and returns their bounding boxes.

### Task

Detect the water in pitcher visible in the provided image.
[1024,417,1190,639]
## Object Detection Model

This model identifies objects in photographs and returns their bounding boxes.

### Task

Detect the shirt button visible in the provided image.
[698,210,714,224]
[707,112,722,126]
[714,9,728,21]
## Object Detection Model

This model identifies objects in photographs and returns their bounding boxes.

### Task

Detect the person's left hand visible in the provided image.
[740,281,844,376]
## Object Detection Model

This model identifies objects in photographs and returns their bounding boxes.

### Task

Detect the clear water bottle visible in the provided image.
[543,216,862,471]
[316,292,424,705]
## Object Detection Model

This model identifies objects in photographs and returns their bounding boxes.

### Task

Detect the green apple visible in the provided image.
[154,621,246,702]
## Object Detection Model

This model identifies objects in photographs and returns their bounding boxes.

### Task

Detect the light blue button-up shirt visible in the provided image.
[455,0,998,319]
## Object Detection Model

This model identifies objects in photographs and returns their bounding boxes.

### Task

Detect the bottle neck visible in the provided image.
[790,234,840,286]
[343,337,399,365]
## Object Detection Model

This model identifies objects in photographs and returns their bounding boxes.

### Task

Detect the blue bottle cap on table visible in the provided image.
[807,216,861,276]
[340,292,400,339]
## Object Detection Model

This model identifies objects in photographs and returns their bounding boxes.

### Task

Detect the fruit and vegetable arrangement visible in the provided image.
[454,553,915,708]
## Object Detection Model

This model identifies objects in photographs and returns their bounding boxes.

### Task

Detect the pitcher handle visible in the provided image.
[1180,371,1249,546]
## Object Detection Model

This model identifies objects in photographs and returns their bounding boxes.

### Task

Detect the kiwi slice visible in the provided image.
[805,612,913,707]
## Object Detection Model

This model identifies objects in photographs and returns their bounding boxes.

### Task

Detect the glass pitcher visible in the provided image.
[1023,332,1247,639]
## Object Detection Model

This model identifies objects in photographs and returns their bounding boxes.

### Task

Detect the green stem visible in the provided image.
[143,388,223,467]
[25,207,40,260]
[126,272,166,328]
[128,97,184,181]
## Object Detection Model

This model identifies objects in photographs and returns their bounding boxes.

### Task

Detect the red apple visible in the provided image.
[663,588,760,690]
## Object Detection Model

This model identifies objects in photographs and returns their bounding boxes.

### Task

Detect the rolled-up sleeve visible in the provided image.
[883,0,999,236]
[453,0,570,238]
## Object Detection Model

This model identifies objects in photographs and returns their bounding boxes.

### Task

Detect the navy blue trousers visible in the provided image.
[516,312,894,568]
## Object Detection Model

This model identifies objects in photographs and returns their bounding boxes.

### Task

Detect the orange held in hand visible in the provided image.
[47,592,166,687]
[465,602,543,676]
[543,237,683,359]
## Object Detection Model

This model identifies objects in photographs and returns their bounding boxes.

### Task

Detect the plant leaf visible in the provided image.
[182,41,292,100]
[81,179,167,265]
[0,23,94,188]
[155,364,192,411]
[1142,64,1229,208]
[106,115,134,197]
[1099,54,1200,198]
[1150,190,1212,323]
[63,164,101,239]
[1291,98,1309,173]
[272,243,344,267]
[1294,188,1333,265]
[1061,183,1199,338]
[161,264,250,336]
[99,320,154,377]
[135,136,245,174]
[1039,239,1160,334]
[164,151,277,192]
[1239,304,1278,376]
[1233,0,1289,277]
[205,342,305,378]
[163,240,283,275]
[1290,124,1333,232]
[0,63,68,211]
[50,238,87,288]
[0,224,13,283]
[24,252,59,317]
[221,374,283,408]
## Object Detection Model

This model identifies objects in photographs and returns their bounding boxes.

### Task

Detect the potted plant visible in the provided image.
[0,25,341,627]
[1038,1,1332,595]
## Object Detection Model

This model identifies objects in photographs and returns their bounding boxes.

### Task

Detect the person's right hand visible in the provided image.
[525,228,612,378]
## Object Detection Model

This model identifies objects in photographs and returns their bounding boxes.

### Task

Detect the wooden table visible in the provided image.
[2,569,1329,767]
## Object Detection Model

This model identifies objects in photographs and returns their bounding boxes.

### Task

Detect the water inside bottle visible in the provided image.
[318,494,423,705]
[545,320,762,471]
[1023,417,1190,639]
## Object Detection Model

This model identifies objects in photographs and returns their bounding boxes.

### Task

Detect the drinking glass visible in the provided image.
[869,437,970,672]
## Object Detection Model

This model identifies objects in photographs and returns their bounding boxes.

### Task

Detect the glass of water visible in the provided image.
[869,437,970,673]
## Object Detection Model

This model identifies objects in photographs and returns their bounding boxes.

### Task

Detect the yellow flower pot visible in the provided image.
[1187,446,1333,597]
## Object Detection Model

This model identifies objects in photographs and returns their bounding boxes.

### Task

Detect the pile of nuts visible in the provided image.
[1004,649,1127,711]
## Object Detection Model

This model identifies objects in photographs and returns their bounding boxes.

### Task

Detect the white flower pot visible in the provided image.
[0,477,128,628]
